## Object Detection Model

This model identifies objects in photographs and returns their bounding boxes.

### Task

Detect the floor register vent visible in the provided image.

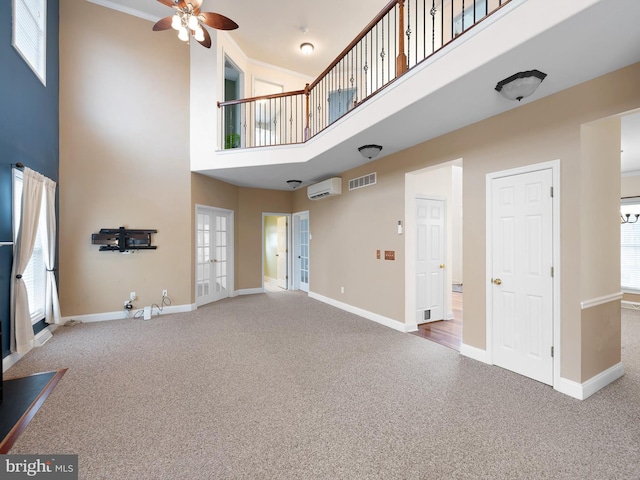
[349,172,377,191]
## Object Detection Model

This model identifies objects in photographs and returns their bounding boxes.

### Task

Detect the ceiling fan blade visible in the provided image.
[195,26,212,48]
[199,12,239,31]
[152,16,174,31]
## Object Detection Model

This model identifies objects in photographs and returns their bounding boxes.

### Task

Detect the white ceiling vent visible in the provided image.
[349,172,377,191]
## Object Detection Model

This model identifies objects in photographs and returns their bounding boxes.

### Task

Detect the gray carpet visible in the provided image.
[5,292,640,479]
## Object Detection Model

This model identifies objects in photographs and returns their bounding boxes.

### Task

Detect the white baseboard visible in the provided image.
[308,291,412,333]
[460,343,491,364]
[554,362,625,400]
[61,302,197,324]
[2,325,57,373]
[232,288,264,297]
[621,300,640,310]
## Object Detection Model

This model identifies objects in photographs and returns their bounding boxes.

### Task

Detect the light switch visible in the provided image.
[384,250,395,260]
[376,250,381,259]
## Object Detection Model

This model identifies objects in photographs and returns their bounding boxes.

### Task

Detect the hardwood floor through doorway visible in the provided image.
[411,292,462,351]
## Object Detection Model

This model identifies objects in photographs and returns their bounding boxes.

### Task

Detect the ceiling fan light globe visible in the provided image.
[171,14,181,30]
[188,15,199,30]
[178,26,189,42]
[194,26,205,42]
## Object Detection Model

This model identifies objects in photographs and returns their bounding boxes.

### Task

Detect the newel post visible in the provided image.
[304,83,311,141]
[396,0,408,76]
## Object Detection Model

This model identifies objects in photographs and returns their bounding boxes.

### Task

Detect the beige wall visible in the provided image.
[621,174,640,198]
[237,188,292,289]
[59,1,639,385]
[59,1,191,315]
[264,216,278,279]
[580,118,621,302]
[294,63,640,383]
[190,173,239,299]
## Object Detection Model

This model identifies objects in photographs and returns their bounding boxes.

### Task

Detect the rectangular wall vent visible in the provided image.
[348,172,377,191]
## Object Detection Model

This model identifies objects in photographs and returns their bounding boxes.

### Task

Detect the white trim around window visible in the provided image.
[12,0,47,86]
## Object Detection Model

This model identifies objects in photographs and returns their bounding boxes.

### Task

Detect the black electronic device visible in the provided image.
[91,227,157,252]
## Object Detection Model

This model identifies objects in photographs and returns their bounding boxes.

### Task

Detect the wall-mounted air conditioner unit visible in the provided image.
[307,177,342,200]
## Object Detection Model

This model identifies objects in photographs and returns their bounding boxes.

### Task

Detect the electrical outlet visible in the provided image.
[162,289,168,297]
[130,292,136,301]
[341,286,344,294]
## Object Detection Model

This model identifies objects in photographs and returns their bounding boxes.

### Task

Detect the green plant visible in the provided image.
[225,133,241,149]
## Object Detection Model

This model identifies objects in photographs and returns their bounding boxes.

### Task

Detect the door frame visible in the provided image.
[415,195,448,324]
[262,212,292,291]
[485,159,560,386]
[195,204,235,306]
[404,159,462,330]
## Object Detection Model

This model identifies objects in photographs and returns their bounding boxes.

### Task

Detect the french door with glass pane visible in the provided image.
[196,206,233,306]
[293,211,309,292]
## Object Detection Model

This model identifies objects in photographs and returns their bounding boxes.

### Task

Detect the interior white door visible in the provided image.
[196,207,232,306]
[416,197,445,324]
[276,216,288,289]
[293,212,310,292]
[490,168,553,385]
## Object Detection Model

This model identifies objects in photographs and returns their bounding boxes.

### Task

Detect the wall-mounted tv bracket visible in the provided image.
[91,227,157,252]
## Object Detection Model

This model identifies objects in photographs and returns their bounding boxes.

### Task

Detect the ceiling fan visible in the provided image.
[152,0,238,49]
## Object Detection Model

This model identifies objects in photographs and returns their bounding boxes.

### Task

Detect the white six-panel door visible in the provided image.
[416,197,446,324]
[490,168,554,385]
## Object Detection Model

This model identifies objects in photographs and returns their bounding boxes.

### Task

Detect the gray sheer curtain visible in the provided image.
[10,167,44,353]
[43,177,61,324]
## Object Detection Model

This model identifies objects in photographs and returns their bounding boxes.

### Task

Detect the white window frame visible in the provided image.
[13,169,47,324]
[621,198,640,293]
[12,0,47,86]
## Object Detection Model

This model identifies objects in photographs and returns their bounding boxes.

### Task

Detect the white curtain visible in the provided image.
[43,177,61,324]
[10,167,44,354]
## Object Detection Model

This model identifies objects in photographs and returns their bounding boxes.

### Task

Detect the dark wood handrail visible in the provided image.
[308,0,399,91]
[218,89,306,108]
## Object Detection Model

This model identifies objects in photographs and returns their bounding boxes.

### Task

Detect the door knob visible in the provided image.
[440,264,445,269]
[492,278,502,285]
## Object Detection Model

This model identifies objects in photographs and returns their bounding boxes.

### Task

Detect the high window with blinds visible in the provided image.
[621,199,640,292]
[12,0,47,85]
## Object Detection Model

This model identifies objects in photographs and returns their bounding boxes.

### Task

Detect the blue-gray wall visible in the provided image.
[1,0,59,358]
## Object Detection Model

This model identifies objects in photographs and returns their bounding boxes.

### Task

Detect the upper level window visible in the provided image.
[12,0,47,85]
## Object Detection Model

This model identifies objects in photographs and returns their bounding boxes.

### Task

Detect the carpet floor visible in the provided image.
[5,292,640,479]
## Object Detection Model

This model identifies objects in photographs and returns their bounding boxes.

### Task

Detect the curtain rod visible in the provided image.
[11,162,25,169]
